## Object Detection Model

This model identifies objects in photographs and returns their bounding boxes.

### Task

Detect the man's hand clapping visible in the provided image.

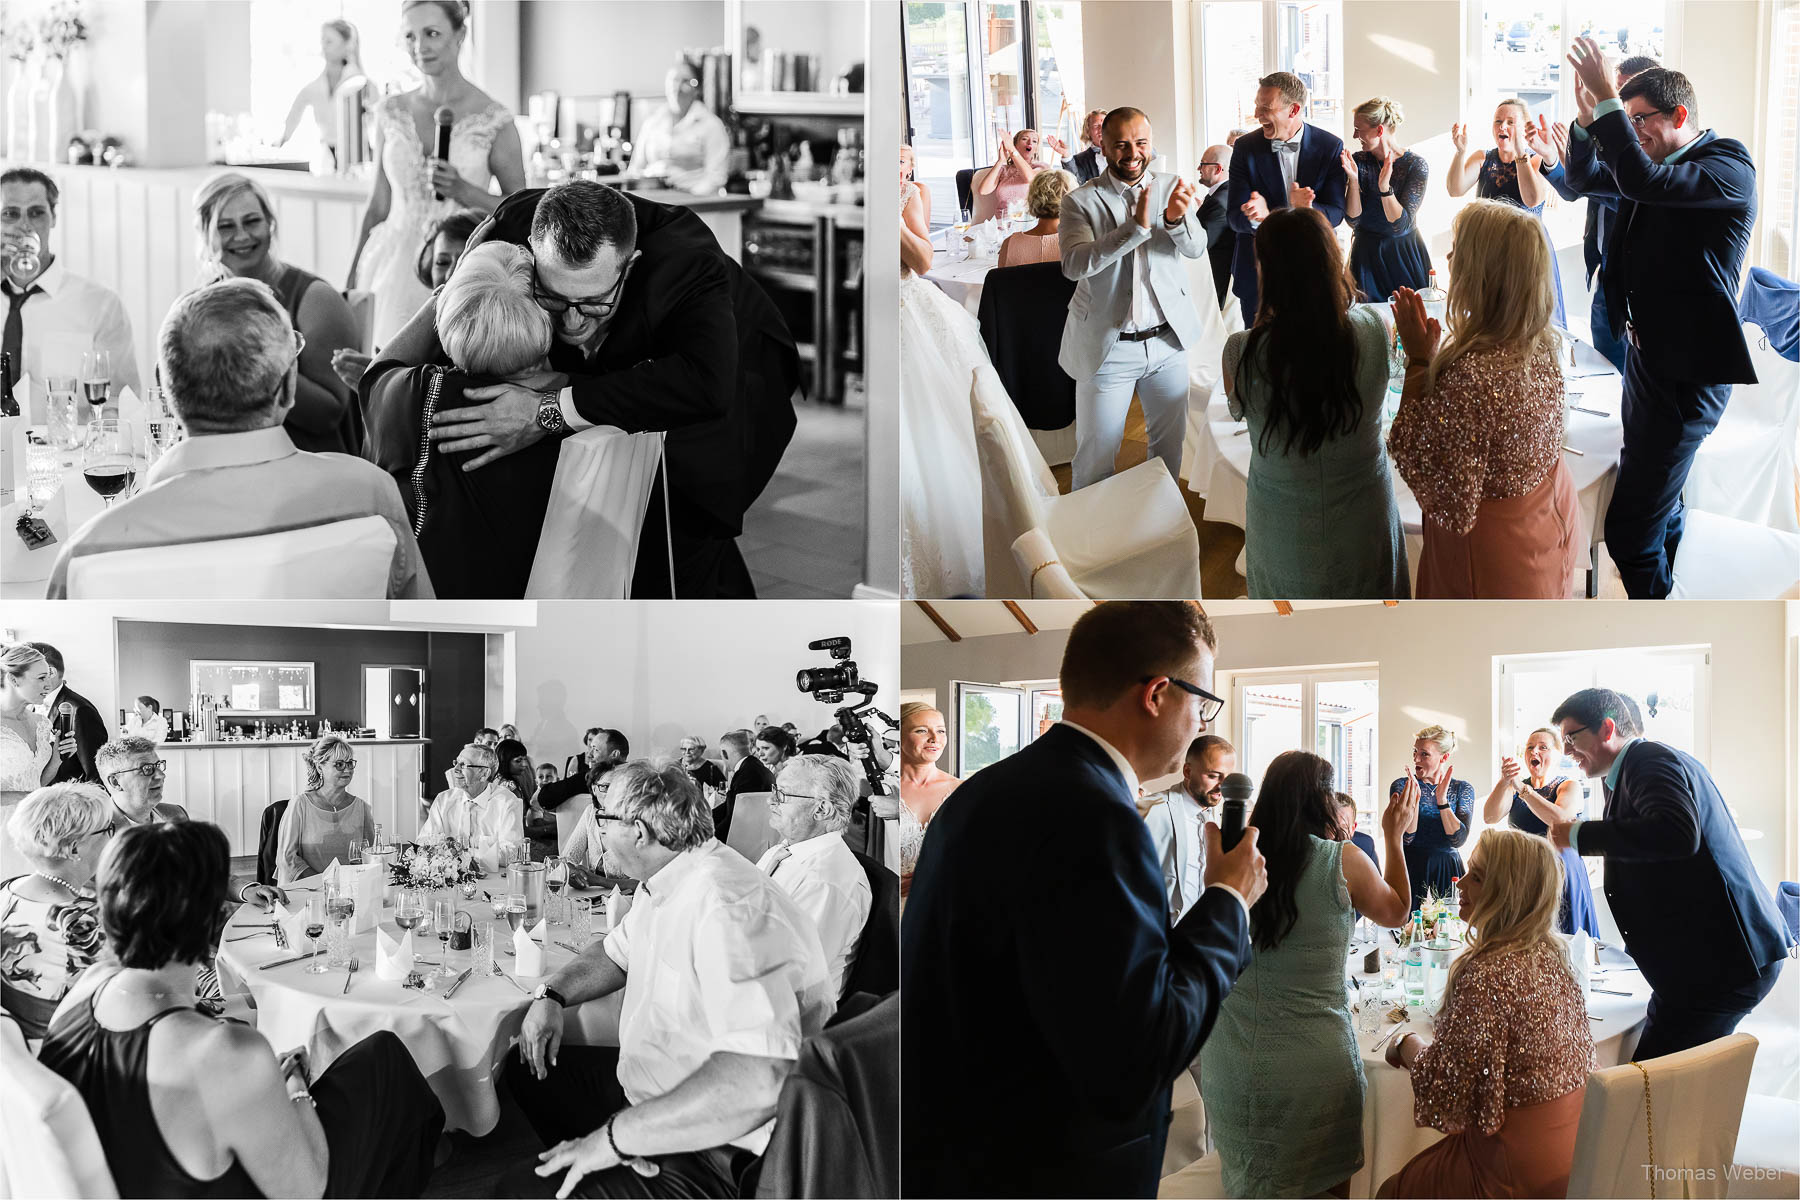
[1202,822,1268,907]
[1288,183,1316,209]
[1566,36,1619,109]
[1241,190,1270,223]
[1163,177,1196,224]
[1134,182,1155,229]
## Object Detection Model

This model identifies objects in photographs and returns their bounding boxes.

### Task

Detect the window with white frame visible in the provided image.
[952,677,1062,775]
[1765,0,1800,276]
[1230,668,1378,821]
[1495,644,1710,819]
[1197,1,1344,146]
[903,1,1086,226]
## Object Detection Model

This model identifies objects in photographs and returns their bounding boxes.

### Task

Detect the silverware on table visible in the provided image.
[1563,445,1586,456]
[1370,1015,1411,1053]
[442,968,474,999]
[1568,404,1609,417]
[492,964,527,992]
[258,951,318,971]
[342,956,359,994]
[1591,986,1633,996]
[554,941,583,954]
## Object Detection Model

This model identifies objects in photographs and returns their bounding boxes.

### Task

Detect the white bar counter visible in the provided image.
[162,737,428,857]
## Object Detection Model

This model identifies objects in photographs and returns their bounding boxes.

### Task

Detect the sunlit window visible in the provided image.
[1233,670,1379,821]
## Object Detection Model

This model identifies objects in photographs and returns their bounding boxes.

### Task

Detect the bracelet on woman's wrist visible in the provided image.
[289,1089,316,1108]
[604,1112,629,1160]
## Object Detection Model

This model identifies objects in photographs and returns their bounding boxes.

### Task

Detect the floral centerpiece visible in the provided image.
[37,2,87,60]
[0,17,36,63]
[386,838,482,888]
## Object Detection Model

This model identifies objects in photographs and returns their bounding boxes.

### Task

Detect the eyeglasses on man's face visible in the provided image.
[1140,676,1225,724]
[108,758,167,785]
[1627,108,1673,131]
[531,260,632,318]
[772,786,827,809]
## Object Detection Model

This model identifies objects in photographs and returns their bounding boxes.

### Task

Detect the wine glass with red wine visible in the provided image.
[80,349,111,421]
[82,420,138,508]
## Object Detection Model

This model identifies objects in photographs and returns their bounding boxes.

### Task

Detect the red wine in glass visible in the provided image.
[83,463,135,499]
[82,378,109,413]
[304,922,325,942]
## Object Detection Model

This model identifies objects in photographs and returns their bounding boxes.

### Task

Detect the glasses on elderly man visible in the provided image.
[106,759,167,785]
[772,786,827,808]
[531,259,633,318]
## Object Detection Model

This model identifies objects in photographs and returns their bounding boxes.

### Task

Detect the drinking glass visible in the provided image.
[43,379,86,459]
[433,898,456,979]
[570,896,591,942]
[470,920,494,976]
[23,436,60,515]
[1357,999,1382,1036]
[80,350,111,419]
[348,838,365,864]
[303,894,330,974]
[325,912,352,967]
[394,888,427,939]
[544,855,566,926]
[82,420,138,508]
[504,892,528,936]
[3,229,41,278]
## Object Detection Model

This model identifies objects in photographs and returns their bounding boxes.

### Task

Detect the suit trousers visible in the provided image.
[1588,283,1628,375]
[1604,344,1732,599]
[1633,957,1782,1062]
[1072,330,1189,490]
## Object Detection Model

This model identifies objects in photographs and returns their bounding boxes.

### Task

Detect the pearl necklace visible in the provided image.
[30,871,83,897]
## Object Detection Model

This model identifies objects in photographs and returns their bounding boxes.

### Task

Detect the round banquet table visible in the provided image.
[924,247,998,316]
[1186,339,1626,597]
[1343,938,1651,1198]
[215,874,623,1136]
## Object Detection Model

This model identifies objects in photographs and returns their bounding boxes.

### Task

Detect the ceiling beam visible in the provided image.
[915,601,961,642]
[1002,601,1038,635]
[1273,601,1294,615]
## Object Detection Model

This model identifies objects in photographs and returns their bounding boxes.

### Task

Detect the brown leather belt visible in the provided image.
[1119,323,1171,343]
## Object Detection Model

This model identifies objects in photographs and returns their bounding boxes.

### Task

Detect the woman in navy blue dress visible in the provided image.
[1339,96,1433,302]
[1483,726,1602,936]
[1391,725,1475,912]
[1446,100,1568,329]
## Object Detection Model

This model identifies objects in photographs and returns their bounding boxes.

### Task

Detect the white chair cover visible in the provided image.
[1566,1032,1758,1200]
[553,802,585,855]
[723,791,778,864]
[343,290,377,353]
[0,1013,120,1199]
[1010,527,1086,598]
[525,427,667,599]
[1161,1062,1209,1178]
[1669,509,1800,599]
[64,514,396,598]
[1685,326,1800,533]
[1729,1095,1800,1199]
[970,372,1201,598]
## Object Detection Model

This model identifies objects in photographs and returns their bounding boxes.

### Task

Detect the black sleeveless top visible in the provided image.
[272,263,365,458]
[37,975,264,1198]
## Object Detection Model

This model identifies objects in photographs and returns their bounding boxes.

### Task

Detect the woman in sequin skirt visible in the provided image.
[1377,829,1597,1198]
[1389,200,1584,598]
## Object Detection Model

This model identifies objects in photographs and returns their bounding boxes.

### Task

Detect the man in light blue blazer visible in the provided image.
[1058,107,1208,490]
[1144,734,1236,923]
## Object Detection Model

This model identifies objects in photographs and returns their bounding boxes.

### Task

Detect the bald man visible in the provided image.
[1196,145,1234,306]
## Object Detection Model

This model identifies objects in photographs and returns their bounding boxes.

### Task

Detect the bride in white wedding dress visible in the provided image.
[900,146,1053,597]
[346,0,526,348]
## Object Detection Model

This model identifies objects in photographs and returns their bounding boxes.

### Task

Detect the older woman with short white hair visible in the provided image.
[0,783,113,1038]
[364,240,570,599]
[274,734,376,884]
[1390,724,1476,911]
[762,755,873,996]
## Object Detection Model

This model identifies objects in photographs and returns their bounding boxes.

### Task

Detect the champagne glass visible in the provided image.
[3,229,41,280]
[80,349,111,420]
[544,855,566,926]
[432,897,456,979]
[81,419,138,508]
[303,894,329,974]
[504,892,528,935]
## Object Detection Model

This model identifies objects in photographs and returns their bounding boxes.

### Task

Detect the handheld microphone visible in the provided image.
[1219,772,1254,852]
[433,106,455,200]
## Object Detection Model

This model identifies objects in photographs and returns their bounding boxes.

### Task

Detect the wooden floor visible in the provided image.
[1049,398,1631,601]
[742,399,868,598]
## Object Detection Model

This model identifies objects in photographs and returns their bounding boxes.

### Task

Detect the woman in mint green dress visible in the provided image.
[1200,751,1414,1197]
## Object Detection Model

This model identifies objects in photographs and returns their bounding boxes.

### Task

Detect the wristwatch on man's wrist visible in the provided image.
[534,389,568,435]
[532,983,567,1008]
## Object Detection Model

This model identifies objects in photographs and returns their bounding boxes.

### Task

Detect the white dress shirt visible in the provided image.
[603,839,835,1154]
[135,714,168,744]
[755,830,872,998]
[1143,787,1210,923]
[1101,171,1172,333]
[4,257,140,399]
[1271,131,1303,198]
[417,780,523,873]
[632,102,731,195]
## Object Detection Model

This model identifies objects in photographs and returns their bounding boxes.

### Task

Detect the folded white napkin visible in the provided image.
[605,885,632,933]
[375,927,415,980]
[352,863,384,934]
[514,919,547,978]
[272,901,311,949]
[1564,930,1594,992]
[116,386,146,437]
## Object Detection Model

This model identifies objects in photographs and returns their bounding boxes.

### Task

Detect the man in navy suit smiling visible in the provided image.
[902,602,1268,1198]
[1225,71,1348,324]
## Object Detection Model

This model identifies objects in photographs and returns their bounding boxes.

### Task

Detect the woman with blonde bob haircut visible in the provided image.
[364,241,566,599]
[998,169,1075,267]
[273,733,376,884]
[1387,199,1583,598]
[191,172,363,455]
[1379,829,1596,1198]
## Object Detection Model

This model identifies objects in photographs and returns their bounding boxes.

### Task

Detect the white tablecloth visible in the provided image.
[1345,941,1651,1197]
[925,250,999,316]
[215,875,622,1136]
[1187,342,1625,594]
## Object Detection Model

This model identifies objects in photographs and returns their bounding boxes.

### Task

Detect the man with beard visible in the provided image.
[1058,107,1207,490]
[361,180,798,598]
[1143,733,1236,923]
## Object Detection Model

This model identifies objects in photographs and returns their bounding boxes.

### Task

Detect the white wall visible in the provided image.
[518,0,726,109]
[862,0,899,596]
[902,600,1796,889]
[507,600,900,770]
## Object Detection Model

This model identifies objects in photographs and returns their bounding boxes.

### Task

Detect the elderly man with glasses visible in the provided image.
[44,276,431,599]
[95,736,283,910]
[504,760,833,1198]
[758,755,873,999]
[362,178,800,599]
[418,741,524,874]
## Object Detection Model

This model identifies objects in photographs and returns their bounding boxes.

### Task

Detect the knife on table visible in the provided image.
[258,951,319,971]
[442,968,474,999]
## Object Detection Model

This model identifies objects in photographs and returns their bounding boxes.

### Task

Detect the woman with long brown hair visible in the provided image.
[1389,198,1584,597]
[1224,206,1407,598]
[1379,828,1596,1198]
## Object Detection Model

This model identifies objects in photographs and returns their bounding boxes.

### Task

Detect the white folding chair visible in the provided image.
[1669,509,1800,599]
[0,1012,120,1199]
[64,514,398,598]
[1685,326,1800,534]
[1566,1032,1758,1199]
[1160,1061,1210,1179]
[342,289,377,354]
[526,427,668,599]
[1010,527,1087,598]
[971,372,1202,598]
[723,791,778,864]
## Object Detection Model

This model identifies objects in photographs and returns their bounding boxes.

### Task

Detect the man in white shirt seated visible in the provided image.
[45,277,431,598]
[1143,734,1235,924]
[758,755,873,998]
[417,742,523,873]
[128,695,168,744]
[2,167,140,398]
[506,760,834,1198]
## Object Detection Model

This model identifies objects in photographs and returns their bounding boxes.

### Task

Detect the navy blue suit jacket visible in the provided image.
[901,724,1252,1198]
[1583,741,1789,1004]
[1563,111,1757,385]
[1225,124,1347,316]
